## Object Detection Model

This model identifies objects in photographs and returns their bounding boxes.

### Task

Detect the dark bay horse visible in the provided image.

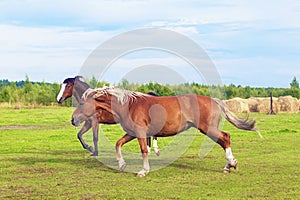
[72,87,261,176]
[56,77,160,156]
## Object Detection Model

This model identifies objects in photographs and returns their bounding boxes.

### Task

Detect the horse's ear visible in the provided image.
[75,76,85,82]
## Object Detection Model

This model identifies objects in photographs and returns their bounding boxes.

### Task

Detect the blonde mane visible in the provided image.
[82,86,146,105]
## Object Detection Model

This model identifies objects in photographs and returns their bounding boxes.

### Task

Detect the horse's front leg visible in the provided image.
[137,137,150,177]
[116,133,135,171]
[90,115,99,157]
[77,120,93,153]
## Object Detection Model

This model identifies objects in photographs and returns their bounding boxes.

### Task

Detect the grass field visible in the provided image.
[0,107,299,199]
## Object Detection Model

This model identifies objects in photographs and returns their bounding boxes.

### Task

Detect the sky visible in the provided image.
[0,0,300,88]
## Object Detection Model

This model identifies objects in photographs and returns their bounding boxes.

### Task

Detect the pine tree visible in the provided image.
[290,76,299,88]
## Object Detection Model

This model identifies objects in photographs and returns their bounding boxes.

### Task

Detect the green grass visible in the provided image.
[0,107,299,199]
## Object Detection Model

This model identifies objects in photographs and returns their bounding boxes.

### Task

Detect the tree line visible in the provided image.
[0,76,299,106]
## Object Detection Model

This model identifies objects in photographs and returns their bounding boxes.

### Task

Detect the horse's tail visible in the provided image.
[213,98,263,138]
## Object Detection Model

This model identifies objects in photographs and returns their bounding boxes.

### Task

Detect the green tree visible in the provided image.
[290,76,299,88]
[89,76,98,88]
[24,75,32,94]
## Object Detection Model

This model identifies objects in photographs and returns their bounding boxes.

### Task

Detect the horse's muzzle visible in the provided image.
[57,97,65,104]
[71,117,81,127]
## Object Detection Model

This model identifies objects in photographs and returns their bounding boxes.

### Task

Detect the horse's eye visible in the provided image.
[79,102,84,106]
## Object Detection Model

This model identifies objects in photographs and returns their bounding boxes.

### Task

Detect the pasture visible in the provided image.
[0,107,299,199]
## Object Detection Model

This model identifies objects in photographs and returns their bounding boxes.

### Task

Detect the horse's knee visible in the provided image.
[141,145,149,154]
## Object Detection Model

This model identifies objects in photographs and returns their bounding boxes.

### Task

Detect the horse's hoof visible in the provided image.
[226,158,238,169]
[87,146,94,153]
[154,148,160,156]
[136,173,146,177]
[90,152,98,158]
[230,158,238,169]
[136,169,149,177]
[118,159,126,171]
[223,158,238,173]
[223,168,230,174]
[119,163,126,171]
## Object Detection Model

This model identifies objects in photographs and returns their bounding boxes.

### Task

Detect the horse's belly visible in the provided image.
[149,120,191,137]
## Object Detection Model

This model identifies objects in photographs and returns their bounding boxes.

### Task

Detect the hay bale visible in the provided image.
[225,97,249,113]
[225,96,300,113]
[278,96,299,112]
[248,97,260,112]
[248,97,279,113]
[258,98,279,113]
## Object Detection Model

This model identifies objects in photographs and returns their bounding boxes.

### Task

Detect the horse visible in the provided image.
[72,86,261,177]
[56,76,160,156]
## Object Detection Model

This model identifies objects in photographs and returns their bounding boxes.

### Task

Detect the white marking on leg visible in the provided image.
[116,144,126,171]
[224,147,237,173]
[225,147,234,161]
[137,152,150,177]
[147,145,151,154]
[56,83,66,102]
[153,138,160,156]
[118,157,126,171]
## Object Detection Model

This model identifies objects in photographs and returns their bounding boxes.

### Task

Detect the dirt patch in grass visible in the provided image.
[0,125,42,130]
[0,125,65,130]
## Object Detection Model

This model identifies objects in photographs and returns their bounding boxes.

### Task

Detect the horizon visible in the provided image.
[0,1,299,88]
[0,76,297,89]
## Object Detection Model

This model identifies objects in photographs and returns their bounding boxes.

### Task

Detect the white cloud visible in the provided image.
[1,0,299,29]
[0,24,119,82]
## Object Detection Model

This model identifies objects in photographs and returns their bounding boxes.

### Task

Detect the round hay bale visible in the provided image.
[248,97,279,113]
[225,97,249,113]
[248,97,260,112]
[259,97,279,113]
[278,96,299,112]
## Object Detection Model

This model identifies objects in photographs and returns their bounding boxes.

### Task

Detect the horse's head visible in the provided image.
[57,76,89,103]
[71,92,97,127]
[57,77,75,103]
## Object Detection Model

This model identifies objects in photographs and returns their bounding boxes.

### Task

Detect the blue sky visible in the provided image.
[0,0,299,87]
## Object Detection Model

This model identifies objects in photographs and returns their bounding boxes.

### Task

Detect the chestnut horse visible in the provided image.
[56,76,160,156]
[72,87,261,176]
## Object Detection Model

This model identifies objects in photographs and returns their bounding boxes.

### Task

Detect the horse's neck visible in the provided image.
[96,96,124,118]
[74,82,90,102]
[73,91,82,102]
[110,96,131,120]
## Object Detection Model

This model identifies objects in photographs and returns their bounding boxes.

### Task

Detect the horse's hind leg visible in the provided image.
[153,136,160,156]
[202,127,238,173]
[146,136,160,156]
[146,137,151,154]
[223,145,238,173]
